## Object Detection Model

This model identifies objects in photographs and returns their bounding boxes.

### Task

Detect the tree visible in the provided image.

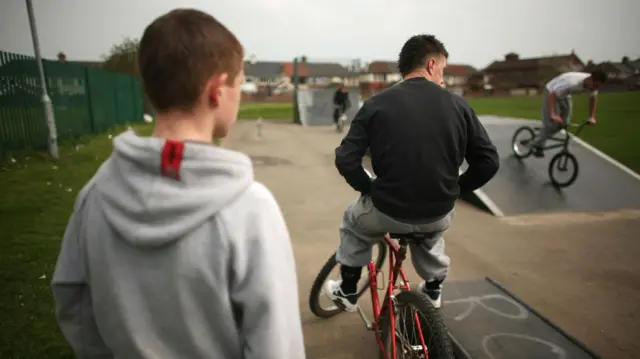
[101,37,140,76]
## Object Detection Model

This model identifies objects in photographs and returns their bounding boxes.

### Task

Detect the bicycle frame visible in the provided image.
[537,122,589,152]
[355,233,430,359]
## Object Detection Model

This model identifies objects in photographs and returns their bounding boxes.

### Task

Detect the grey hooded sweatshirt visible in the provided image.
[52,130,306,359]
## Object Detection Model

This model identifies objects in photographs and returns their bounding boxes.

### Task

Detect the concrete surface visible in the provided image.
[442,279,599,359]
[223,120,640,359]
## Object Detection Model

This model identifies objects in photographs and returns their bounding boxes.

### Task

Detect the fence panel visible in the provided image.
[0,49,145,157]
[0,51,47,155]
[44,59,92,141]
[114,73,135,125]
[86,67,118,133]
[131,77,144,121]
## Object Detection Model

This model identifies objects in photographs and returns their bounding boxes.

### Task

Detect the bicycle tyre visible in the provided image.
[549,151,579,187]
[511,126,535,159]
[309,242,387,318]
[378,290,454,359]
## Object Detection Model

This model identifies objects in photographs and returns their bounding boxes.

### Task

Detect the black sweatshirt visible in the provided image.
[334,77,499,219]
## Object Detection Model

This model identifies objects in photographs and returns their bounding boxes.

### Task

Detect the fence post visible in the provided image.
[26,0,57,159]
[292,57,301,124]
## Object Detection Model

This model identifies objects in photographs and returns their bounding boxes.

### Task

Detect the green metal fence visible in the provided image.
[0,50,145,157]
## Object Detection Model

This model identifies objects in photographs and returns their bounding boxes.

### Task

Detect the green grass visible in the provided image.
[467,91,640,174]
[0,123,153,359]
[238,102,293,120]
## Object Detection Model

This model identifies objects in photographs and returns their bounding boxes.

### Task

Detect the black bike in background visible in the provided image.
[511,121,592,188]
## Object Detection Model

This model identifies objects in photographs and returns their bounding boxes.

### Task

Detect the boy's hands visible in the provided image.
[551,113,564,125]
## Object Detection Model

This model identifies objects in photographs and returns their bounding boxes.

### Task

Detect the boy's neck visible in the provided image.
[152,112,215,144]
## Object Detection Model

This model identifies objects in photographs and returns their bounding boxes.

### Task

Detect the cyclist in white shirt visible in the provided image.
[531,70,608,157]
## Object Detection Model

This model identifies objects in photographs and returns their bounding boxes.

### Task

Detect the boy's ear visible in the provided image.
[207,73,228,107]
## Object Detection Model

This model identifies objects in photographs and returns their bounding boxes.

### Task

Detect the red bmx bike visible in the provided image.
[308,232,454,359]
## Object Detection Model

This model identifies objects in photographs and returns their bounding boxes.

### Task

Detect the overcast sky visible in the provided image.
[1,0,638,69]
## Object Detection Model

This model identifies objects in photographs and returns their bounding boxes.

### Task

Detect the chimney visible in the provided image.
[505,52,519,61]
[622,56,630,64]
[57,52,67,63]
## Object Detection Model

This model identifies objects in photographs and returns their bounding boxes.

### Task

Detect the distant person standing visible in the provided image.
[333,85,351,126]
[530,70,608,157]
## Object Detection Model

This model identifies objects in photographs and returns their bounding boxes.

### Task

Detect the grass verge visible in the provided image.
[0,123,152,359]
[238,102,293,120]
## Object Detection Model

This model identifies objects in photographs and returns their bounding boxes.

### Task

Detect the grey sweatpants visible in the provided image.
[531,90,573,148]
[335,194,453,283]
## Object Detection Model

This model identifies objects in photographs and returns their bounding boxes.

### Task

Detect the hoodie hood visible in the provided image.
[96,130,253,248]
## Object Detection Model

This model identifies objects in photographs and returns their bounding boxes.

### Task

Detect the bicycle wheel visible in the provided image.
[309,242,387,318]
[379,291,454,359]
[549,151,579,187]
[511,126,535,159]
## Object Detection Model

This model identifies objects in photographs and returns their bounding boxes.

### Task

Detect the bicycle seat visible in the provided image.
[389,232,438,243]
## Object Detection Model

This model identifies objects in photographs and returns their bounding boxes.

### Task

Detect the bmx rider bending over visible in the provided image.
[530,69,608,157]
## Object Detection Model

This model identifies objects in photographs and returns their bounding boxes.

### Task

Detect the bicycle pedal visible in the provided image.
[331,299,347,311]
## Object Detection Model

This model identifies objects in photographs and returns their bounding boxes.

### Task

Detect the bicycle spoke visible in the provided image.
[388,304,435,359]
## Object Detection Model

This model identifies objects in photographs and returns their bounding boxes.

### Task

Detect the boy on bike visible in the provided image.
[333,84,351,126]
[530,69,608,157]
[325,34,499,311]
[51,9,305,359]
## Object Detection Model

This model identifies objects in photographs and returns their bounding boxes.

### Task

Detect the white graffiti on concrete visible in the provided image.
[444,294,529,321]
[482,333,568,359]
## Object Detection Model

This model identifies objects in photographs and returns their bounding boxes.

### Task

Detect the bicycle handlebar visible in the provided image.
[563,121,593,136]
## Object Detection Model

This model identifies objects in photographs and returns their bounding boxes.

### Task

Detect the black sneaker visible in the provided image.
[417,281,442,308]
[533,147,545,157]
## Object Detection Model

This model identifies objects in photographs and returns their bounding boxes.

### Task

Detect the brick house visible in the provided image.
[242,60,361,100]
[467,51,585,96]
[280,61,359,87]
[584,56,640,91]
[444,64,477,95]
[360,61,402,84]
[358,60,476,97]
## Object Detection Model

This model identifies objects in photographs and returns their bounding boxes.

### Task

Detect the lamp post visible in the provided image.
[26,0,58,158]
[292,57,301,124]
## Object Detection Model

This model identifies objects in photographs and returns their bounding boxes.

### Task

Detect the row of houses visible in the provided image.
[466,51,640,96]
[241,59,477,97]
[242,50,640,99]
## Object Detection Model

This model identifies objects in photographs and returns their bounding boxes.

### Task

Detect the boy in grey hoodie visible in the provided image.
[51,8,305,359]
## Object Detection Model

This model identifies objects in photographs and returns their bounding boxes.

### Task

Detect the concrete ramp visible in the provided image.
[444,278,603,359]
[297,88,361,126]
[464,116,640,216]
